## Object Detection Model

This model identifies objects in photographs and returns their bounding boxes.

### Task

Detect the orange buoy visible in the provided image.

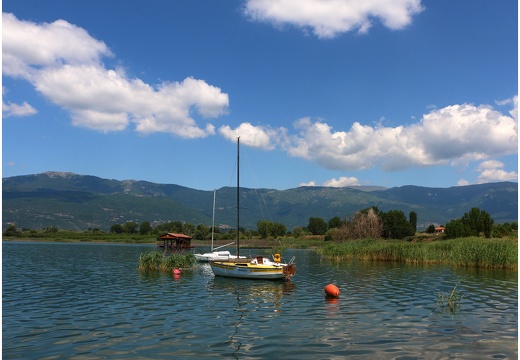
[324,284,340,298]
[173,268,181,280]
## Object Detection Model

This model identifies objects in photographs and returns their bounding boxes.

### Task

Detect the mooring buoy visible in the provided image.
[324,284,340,298]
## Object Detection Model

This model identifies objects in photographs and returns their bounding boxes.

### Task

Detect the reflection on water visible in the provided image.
[206,272,298,358]
[3,242,517,359]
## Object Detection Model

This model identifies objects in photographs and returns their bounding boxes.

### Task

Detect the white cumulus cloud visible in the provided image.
[243,0,424,38]
[2,12,111,78]
[219,122,286,149]
[476,160,517,183]
[323,176,360,187]
[2,100,37,118]
[285,98,518,173]
[299,180,316,187]
[299,176,360,187]
[2,13,229,137]
[457,179,470,186]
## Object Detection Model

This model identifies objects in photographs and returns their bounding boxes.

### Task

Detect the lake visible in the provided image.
[3,242,517,359]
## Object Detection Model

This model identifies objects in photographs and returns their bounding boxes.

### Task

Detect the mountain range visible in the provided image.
[2,171,517,232]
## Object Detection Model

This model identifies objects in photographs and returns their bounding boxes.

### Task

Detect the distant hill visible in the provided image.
[2,171,517,231]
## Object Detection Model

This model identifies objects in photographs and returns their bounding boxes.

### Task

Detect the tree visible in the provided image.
[492,223,515,238]
[257,220,272,239]
[328,216,343,229]
[156,221,183,233]
[381,210,415,239]
[45,226,59,233]
[139,221,152,235]
[182,223,195,237]
[360,206,381,216]
[324,228,336,241]
[426,224,436,234]
[355,207,383,239]
[4,224,21,237]
[272,222,287,238]
[461,207,494,238]
[123,222,138,234]
[194,224,210,240]
[409,211,417,232]
[446,207,495,239]
[292,226,304,238]
[308,217,328,235]
[445,219,473,239]
[110,224,123,234]
[332,207,383,241]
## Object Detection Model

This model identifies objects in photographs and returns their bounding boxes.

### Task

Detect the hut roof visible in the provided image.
[158,233,192,240]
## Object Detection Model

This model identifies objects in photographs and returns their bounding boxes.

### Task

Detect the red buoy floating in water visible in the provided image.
[324,284,340,298]
[173,268,181,279]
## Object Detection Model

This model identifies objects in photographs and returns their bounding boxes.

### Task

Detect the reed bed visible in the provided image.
[137,250,196,272]
[319,237,517,269]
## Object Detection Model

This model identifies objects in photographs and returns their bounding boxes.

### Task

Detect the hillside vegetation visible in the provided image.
[2,171,517,231]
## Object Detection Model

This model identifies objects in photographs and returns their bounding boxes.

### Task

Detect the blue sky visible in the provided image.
[2,0,518,191]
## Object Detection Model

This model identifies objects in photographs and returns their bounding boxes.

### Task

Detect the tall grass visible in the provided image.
[137,251,196,272]
[137,251,164,271]
[159,252,196,272]
[318,237,517,269]
[437,280,464,314]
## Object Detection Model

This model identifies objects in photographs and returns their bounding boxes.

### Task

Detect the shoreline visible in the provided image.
[2,237,290,247]
[4,236,516,270]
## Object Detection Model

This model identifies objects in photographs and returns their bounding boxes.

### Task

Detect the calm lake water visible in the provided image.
[3,242,518,359]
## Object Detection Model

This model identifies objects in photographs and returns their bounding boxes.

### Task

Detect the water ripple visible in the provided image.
[3,243,517,359]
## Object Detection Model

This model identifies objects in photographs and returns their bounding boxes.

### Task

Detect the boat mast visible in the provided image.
[237,137,240,257]
[211,189,216,251]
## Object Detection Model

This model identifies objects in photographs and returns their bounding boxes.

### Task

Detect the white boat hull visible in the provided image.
[209,256,296,280]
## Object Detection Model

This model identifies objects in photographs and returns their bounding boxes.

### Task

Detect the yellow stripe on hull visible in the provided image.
[210,262,286,279]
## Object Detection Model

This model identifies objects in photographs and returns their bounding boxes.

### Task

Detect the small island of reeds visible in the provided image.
[137,251,196,272]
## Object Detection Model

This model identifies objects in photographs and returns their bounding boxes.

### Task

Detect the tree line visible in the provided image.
[3,206,516,240]
[329,206,516,241]
[442,207,517,239]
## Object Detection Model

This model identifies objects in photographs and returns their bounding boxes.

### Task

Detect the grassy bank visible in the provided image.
[319,237,518,269]
[3,232,158,244]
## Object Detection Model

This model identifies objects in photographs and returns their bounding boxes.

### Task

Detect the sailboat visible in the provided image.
[209,137,296,281]
[194,190,245,262]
